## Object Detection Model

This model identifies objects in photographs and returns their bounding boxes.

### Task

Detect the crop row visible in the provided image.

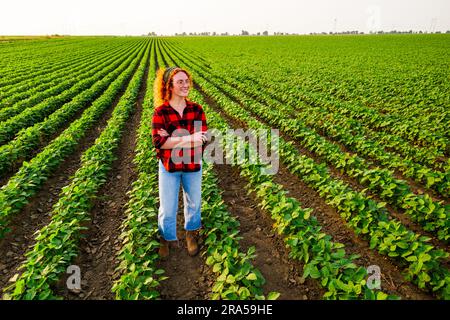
[112,42,166,300]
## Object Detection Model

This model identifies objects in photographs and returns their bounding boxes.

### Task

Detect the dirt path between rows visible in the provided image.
[155,196,213,300]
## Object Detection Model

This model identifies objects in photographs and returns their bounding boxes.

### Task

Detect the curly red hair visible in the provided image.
[153,67,193,108]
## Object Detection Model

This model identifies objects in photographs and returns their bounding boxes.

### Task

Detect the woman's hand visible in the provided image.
[158,129,169,137]
[191,131,208,144]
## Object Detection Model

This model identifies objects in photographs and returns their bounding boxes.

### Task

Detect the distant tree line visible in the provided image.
[310,30,449,35]
[146,30,450,37]
[367,30,448,34]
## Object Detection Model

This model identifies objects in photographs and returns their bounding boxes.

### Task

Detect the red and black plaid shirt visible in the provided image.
[152,99,208,172]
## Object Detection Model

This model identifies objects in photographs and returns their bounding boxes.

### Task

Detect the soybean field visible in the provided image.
[0,35,448,300]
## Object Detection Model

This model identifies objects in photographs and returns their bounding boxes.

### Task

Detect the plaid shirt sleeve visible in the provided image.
[198,105,208,152]
[152,108,169,149]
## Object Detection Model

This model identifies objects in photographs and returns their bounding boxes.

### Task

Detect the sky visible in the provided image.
[1,0,449,35]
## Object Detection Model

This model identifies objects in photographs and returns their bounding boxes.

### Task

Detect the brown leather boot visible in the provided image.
[186,230,199,256]
[158,238,170,259]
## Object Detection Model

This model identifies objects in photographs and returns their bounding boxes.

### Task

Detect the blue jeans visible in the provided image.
[158,160,202,241]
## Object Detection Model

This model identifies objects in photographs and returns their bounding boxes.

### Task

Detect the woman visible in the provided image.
[152,66,209,259]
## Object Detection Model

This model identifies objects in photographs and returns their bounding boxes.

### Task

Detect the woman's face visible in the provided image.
[171,71,190,98]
